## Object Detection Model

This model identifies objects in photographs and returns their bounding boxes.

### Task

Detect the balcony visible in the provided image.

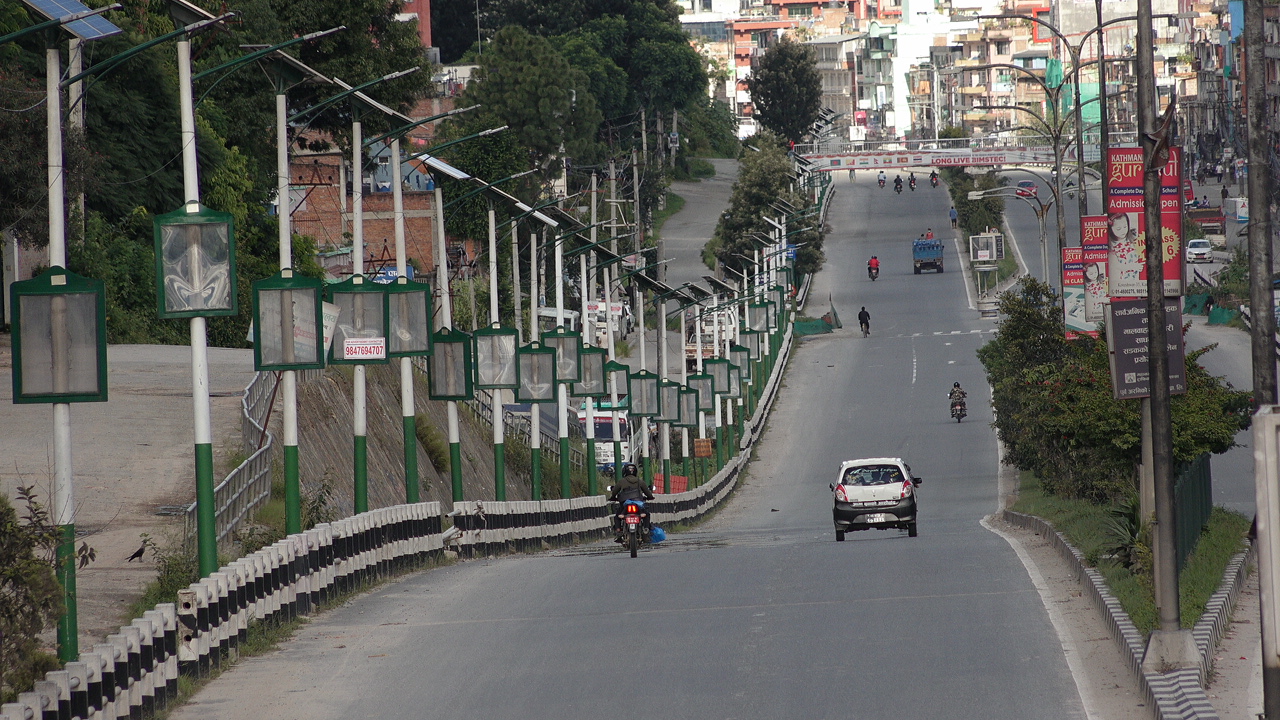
[959,86,988,95]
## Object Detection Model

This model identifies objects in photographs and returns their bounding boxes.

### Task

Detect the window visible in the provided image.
[995,41,1010,55]
[789,5,812,16]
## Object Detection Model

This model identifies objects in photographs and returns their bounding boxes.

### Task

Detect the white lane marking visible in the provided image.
[948,360,955,364]
[983,387,1097,720]
[911,344,917,385]
[981,517,1099,720]
[952,234,976,310]
[1003,219,1032,279]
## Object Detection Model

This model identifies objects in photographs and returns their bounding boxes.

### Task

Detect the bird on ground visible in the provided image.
[126,544,145,562]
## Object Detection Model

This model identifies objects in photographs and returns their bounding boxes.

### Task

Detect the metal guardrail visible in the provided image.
[464,390,587,470]
[184,371,278,545]
[1174,453,1213,573]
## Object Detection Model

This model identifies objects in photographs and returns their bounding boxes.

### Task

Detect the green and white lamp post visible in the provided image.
[10,267,108,661]
[325,275,390,513]
[427,327,474,501]
[474,325,518,500]
[629,368,661,484]
[603,359,632,483]
[542,326,582,498]
[251,270,326,532]
[517,342,558,500]
[675,385,700,484]
[705,358,731,469]
[687,372,715,483]
[385,277,433,502]
[573,346,608,495]
[730,343,751,434]
[657,379,682,492]
[153,205,237,576]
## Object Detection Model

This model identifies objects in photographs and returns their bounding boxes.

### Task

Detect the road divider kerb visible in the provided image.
[0,308,800,720]
[1002,509,1250,720]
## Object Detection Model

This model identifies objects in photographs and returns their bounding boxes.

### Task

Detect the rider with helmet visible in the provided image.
[609,463,654,538]
[867,255,880,279]
[893,175,903,191]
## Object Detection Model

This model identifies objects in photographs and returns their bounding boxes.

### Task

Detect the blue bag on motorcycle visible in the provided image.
[650,526,666,543]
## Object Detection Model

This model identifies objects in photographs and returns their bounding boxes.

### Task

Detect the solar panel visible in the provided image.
[21,0,121,40]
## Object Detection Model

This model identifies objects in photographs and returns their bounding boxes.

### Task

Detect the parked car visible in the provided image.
[1186,238,1213,264]
[1015,181,1038,198]
[829,457,921,541]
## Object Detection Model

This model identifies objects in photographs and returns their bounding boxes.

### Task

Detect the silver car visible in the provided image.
[1186,239,1213,264]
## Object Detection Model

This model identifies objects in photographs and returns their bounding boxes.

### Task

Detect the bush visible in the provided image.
[415,415,451,473]
[0,489,65,703]
[980,276,1252,502]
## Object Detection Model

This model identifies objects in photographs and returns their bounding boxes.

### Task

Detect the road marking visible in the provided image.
[1003,219,1031,279]
[892,329,995,339]
[952,234,976,310]
[911,344,917,385]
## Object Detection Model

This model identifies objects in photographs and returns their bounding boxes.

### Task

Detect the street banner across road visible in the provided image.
[802,147,1058,171]
[1105,298,1187,399]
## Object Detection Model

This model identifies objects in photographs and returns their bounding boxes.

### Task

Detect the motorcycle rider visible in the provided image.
[949,382,967,413]
[609,463,654,539]
[858,306,871,336]
[929,169,939,186]
[908,172,917,191]
[925,228,934,241]
[867,255,880,279]
[893,175,903,192]
[877,170,887,187]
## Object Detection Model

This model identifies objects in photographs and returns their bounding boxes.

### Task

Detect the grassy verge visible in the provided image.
[650,192,686,243]
[1010,472,1250,634]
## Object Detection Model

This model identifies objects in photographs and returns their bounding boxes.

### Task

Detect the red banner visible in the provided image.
[1104,148,1183,296]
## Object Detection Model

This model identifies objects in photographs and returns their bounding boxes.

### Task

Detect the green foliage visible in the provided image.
[416,414,451,472]
[708,133,824,276]
[0,489,64,703]
[458,26,602,174]
[676,99,740,158]
[126,532,199,621]
[746,38,821,144]
[941,167,1006,236]
[1012,473,1251,632]
[980,277,1253,502]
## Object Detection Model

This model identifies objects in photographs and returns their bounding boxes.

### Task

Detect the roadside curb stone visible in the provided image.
[1003,509,1251,720]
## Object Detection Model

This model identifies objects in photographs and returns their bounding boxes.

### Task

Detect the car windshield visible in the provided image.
[1188,240,1211,249]
[842,464,905,486]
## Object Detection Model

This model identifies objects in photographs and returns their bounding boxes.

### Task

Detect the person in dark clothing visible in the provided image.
[609,463,654,538]
[1221,185,1230,205]
[858,307,871,336]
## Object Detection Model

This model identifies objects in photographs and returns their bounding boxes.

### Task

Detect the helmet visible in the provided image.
[953,382,961,388]
[623,463,639,477]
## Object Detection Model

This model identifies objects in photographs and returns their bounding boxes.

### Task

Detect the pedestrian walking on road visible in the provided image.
[1221,185,1229,205]
[949,206,958,229]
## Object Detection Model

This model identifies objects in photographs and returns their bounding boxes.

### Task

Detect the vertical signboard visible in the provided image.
[1063,247,1093,337]
[1105,147,1184,297]
[1081,216,1109,323]
[1105,298,1187,399]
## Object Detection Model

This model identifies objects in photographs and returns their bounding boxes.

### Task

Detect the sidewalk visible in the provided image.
[0,337,256,649]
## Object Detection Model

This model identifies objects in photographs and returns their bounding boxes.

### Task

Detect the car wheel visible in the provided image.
[914,267,921,274]
[937,263,944,273]
[908,522,918,538]
[836,530,846,542]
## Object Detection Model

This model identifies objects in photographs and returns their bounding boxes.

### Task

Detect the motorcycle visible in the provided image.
[930,176,939,188]
[868,265,879,281]
[616,498,650,558]
[894,183,902,194]
[878,177,886,188]
[909,179,917,192]
[950,399,967,422]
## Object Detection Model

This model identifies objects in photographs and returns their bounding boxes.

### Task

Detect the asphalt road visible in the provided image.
[172,173,1087,720]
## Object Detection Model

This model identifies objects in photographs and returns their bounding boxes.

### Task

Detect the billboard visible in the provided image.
[1105,147,1183,297]
[1105,298,1187,399]
[1063,247,1093,338]
[1081,216,1109,323]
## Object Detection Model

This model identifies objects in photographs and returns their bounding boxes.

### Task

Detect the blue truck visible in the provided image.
[912,239,945,274]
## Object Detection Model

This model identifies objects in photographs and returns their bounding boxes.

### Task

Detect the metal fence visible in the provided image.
[184,372,278,545]
[1174,452,1213,572]
[465,390,586,469]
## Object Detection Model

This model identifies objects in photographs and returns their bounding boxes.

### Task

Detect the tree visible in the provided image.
[979,276,1252,502]
[456,26,602,175]
[746,38,821,145]
[707,133,824,276]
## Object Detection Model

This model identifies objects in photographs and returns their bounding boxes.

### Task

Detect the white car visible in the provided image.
[829,457,921,541]
[1186,239,1213,264]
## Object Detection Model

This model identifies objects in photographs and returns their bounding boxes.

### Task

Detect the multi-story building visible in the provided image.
[806,34,862,141]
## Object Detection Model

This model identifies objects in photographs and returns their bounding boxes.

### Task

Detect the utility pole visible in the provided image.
[1095,0,1109,199]
[1136,0,1196,671]
[1246,0,1280,711]
[608,158,622,483]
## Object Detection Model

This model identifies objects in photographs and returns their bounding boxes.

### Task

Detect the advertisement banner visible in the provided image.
[1105,148,1183,297]
[1105,298,1187,399]
[1081,216,1109,323]
[1063,247,1093,337]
